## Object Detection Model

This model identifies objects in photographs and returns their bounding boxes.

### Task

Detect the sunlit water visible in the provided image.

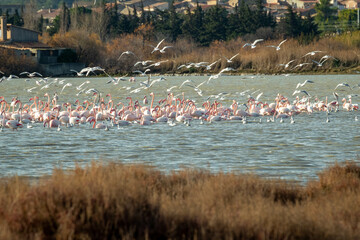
[0,74,359,182]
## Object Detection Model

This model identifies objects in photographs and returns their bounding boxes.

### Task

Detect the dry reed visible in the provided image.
[36,31,360,76]
[0,161,360,239]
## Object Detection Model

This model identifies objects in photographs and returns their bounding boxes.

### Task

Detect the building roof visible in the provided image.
[147,1,169,9]
[9,24,41,35]
[123,0,159,7]
[37,8,61,20]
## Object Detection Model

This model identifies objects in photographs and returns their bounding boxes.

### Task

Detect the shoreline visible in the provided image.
[61,68,360,78]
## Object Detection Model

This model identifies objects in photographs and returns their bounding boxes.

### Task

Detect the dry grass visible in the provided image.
[37,30,360,75]
[0,161,360,239]
[0,49,38,76]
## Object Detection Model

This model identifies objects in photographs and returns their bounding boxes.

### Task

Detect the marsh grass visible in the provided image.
[0,161,360,239]
[37,31,360,75]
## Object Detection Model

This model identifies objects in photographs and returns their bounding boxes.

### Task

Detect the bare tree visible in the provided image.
[60,2,70,35]
[23,0,39,31]
[95,0,110,41]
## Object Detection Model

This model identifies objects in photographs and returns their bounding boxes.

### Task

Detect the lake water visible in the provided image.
[0,74,359,182]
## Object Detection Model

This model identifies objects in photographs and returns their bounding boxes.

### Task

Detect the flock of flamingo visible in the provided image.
[0,38,359,131]
[0,80,358,131]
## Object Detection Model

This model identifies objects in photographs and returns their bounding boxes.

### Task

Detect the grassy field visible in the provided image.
[0,161,360,239]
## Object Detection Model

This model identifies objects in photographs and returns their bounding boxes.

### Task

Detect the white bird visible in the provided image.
[159,46,173,54]
[279,60,295,69]
[177,64,189,70]
[224,53,239,63]
[129,86,146,93]
[312,60,328,67]
[256,92,263,101]
[20,71,42,78]
[80,66,105,76]
[26,86,37,93]
[219,67,236,74]
[40,82,54,90]
[334,83,351,90]
[207,73,220,84]
[193,62,209,68]
[291,62,312,70]
[302,50,324,58]
[76,80,90,90]
[167,85,178,92]
[196,80,207,89]
[70,69,85,77]
[195,89,203,97]
[242,39,264,49]
[296,79,314,89]
[105,72,127,84]
[133,69,150,76]
[85,88,100,94]
[292,90,310,96]
[178,62,208,70]
[266,39,287,51]
[6,75,19,80]
[61,83,73,94]
[118,51,136,60]
[134,60,154,67]
[148,76,166,88]
[150,38,165,53]
[147,60,169,68]
[319,55,337,63]
[206,59,221,70]
[179,79,195,89]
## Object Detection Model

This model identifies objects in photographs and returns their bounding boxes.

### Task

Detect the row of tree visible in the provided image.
[5,0,359,46]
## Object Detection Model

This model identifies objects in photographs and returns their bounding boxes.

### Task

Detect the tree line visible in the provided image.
[6,0,324,46]
[4,0,360,45]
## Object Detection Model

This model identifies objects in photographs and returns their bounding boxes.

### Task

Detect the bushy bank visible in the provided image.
[1,31,360,76]
[38,31,360,76]
[0,161,360,239]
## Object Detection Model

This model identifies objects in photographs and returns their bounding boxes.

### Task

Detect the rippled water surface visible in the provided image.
[0,74,359,181]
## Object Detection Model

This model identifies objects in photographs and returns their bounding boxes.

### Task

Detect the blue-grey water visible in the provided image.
[0,74,359,182]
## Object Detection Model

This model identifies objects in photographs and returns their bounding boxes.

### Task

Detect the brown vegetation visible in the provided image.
[0,161,360,239]
[0,49,39,76]
[38,31,360,76]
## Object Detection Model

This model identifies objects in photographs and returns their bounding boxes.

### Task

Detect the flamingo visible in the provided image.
[6,120,23,130]
[89,118,108,129]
